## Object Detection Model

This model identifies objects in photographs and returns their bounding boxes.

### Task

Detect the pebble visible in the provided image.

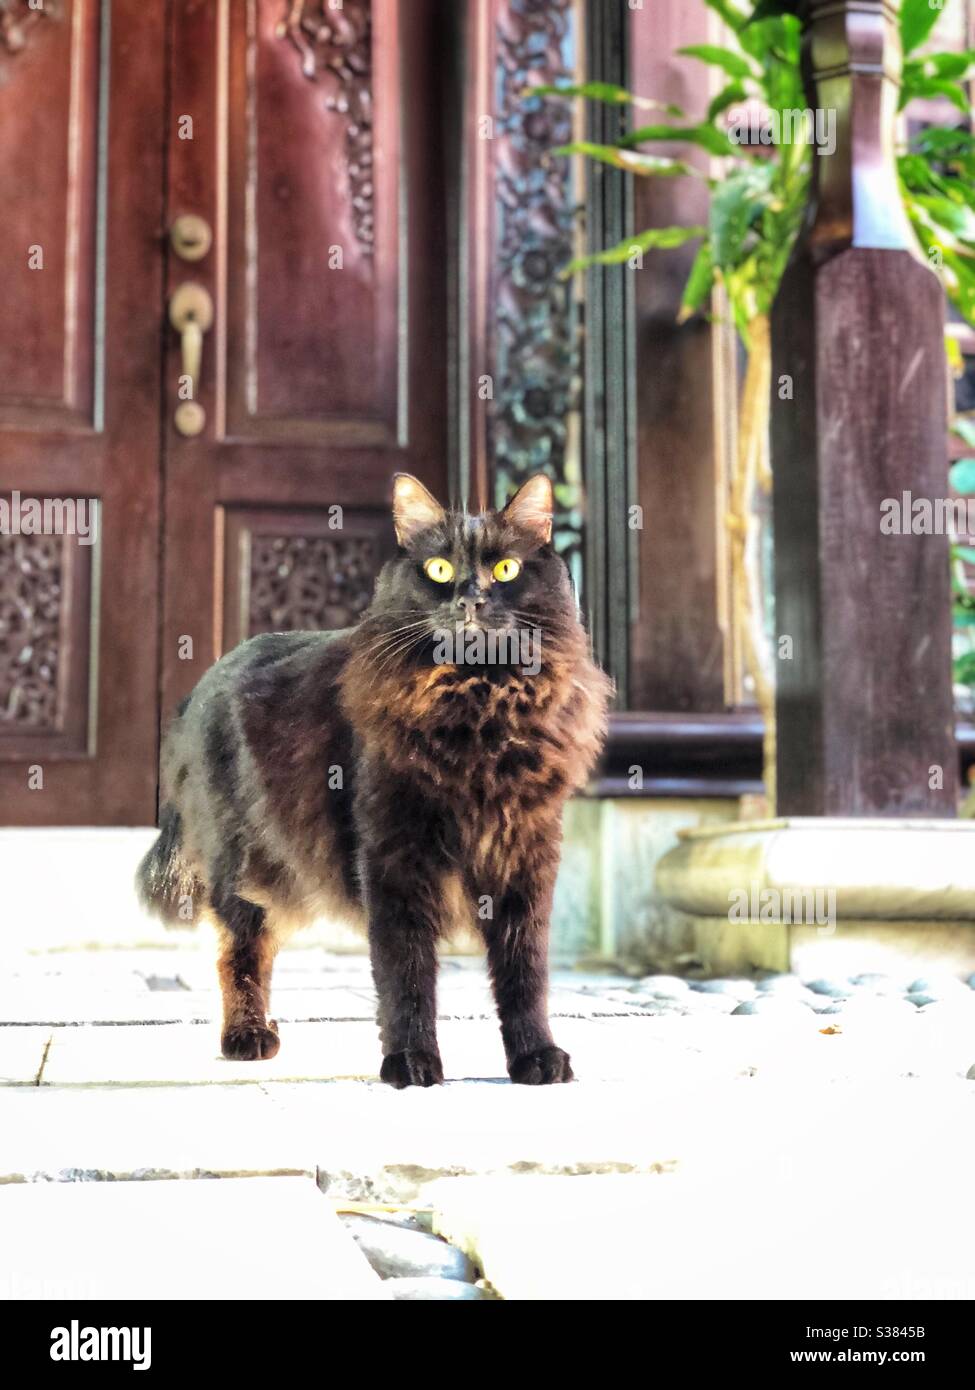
[849,972,905,995]
[386,1278,496,1301]
[341,1214,477,1282]
[633,976,691,999]
[967,975,975,991]
[688,979,756,1001]
[731,998,804,1018]
[967,1064,975,1081]
[799,995,841,1013]
[755,974,806,995]
[806,979,853,998]
[908,976,967,997]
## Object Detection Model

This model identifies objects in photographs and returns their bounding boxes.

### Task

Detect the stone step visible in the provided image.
[0,1176,388,1300]
[427,1081,975,1300]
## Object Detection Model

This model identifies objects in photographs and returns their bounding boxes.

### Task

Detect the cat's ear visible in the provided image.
[502,474,553,546]
[392,473,446,547]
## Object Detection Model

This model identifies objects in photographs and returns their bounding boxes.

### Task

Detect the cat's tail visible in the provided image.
[135,805,204,928]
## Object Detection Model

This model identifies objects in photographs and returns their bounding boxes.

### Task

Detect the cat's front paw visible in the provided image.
[509,1045,574,1085]
[380,1049,444,1089]
[221,1020,280,1061]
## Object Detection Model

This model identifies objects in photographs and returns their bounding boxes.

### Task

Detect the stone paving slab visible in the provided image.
[275,1077,696,1201]
[0,1027,51,1085]
[0,1086,316,1183]
[28,1005,975,1090]
[428,1081,975,1300]
[0,1176,389,1300]
[37,1018,649,1087]
[0,991,217,1027]
[0,948,657,1026]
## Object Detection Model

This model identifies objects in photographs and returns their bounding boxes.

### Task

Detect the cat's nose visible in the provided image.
[455,594,486,622]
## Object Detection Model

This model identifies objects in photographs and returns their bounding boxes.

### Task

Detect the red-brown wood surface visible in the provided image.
[0,0,166,825]
[160,0,448,720]
[627,1,727,713]
[771,0,956,816]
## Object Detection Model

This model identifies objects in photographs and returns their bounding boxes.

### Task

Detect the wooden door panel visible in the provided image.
[0,1,166,825]
[218,505,398,651]
[223,0,400,441]
[162,0,447,718]
[0,0,99,429]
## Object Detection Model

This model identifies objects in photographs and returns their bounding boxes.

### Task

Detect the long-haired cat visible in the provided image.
[137,474,611,1086]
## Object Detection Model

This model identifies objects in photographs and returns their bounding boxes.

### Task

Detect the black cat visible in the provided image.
[137,473,611,1086]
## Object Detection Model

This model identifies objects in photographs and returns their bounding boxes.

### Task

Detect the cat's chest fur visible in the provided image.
[346,658,605,814]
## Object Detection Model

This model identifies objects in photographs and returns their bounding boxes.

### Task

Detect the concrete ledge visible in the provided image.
[656,817,975,975]
[657,817,975,921]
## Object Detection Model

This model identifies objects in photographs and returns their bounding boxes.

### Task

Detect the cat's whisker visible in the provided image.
[358,620,432,656]
[371,628,433,676]
[362,624,431,656]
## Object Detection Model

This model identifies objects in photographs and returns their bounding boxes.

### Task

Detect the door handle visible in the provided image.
[169,282,214,437]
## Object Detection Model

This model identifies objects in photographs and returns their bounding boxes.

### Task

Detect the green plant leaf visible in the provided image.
[709,161,775,268]
[526,82,683,116]
[677,45,755,81]
[678,242,715,320]
[701,0,748,30]
[942,249,975,321]
[912,194,975,245]
[913,125,975,165]
[901,0,948,55]
[707,81,749,123]
[951,459,975,494]
[899,74,970,113]
[954,650,975,684]
[560,225,707,277]
[621,123,734,157]
[917,49,975,80]
[553,142,702,178]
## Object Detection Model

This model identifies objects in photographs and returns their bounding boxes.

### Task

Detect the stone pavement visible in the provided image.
[2,945,975,1299]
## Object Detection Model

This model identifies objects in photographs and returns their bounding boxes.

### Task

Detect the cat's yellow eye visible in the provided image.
[492,557,521,583]
[424,557,455,584]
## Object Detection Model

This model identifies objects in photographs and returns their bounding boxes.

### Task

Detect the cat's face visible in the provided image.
[366,474,578,669]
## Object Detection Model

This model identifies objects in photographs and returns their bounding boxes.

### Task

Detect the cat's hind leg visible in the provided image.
[213,889,280,1060]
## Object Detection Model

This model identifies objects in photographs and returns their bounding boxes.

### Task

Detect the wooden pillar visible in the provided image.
[771,0,957,817]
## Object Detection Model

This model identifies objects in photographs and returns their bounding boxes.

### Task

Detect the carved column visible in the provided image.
[771,0,956,816]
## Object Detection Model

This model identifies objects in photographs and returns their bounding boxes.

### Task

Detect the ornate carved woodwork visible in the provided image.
[0,533,62,730]
[248,532,377,634]
[0,510,94,761]
[0,0,59,58]
[219,507,393,651]
[276,0,374,257]
[469,0,584,579]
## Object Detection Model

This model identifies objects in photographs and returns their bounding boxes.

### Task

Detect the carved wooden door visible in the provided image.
[0,1,167,825]
[159,0,447,723]
[0,0,447,827]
